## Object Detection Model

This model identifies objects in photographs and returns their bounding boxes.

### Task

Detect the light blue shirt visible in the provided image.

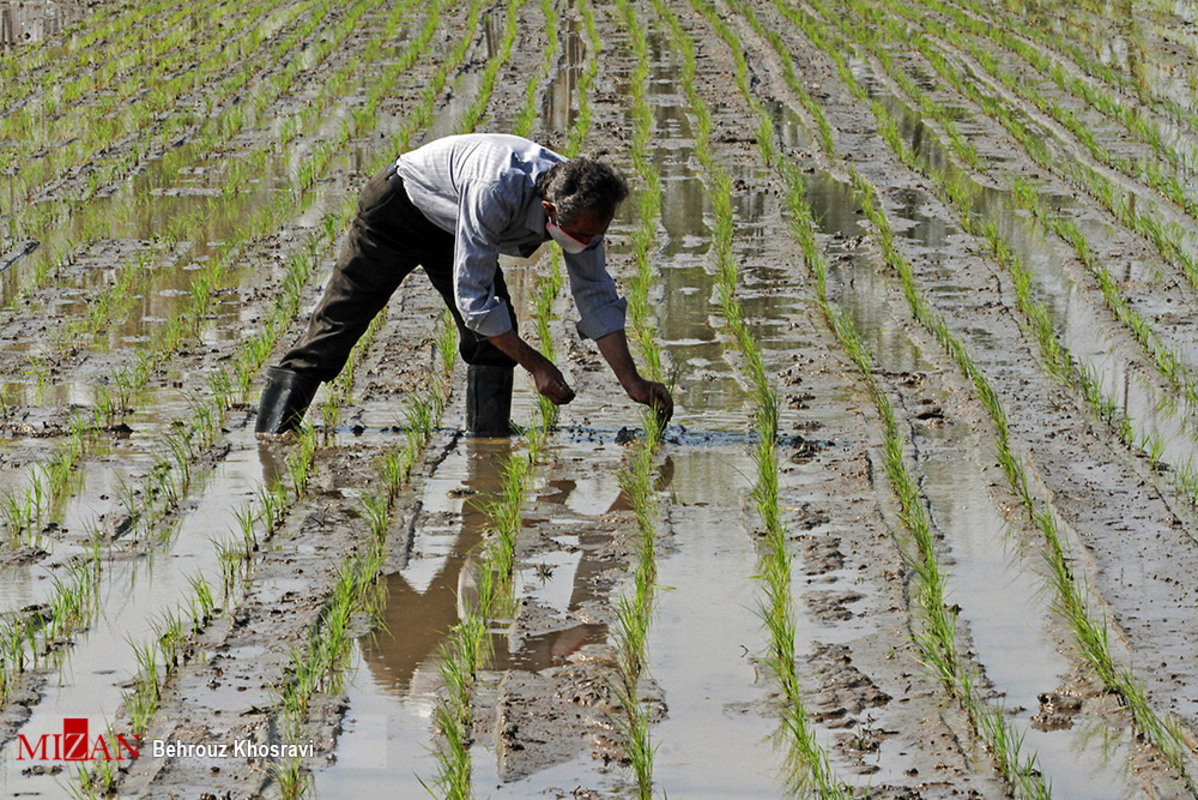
[396,134,627,340]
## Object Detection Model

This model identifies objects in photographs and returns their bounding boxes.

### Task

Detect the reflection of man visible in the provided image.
[256,133,673,435]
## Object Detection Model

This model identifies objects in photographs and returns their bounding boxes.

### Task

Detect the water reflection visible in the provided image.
[360,440,676,695]
[544,17,585,133]
[0,0,84,46]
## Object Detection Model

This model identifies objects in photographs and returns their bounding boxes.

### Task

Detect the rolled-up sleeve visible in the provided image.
[453,180,514,338]
[564,240,627,340]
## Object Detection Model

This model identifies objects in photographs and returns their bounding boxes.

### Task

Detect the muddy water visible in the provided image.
[0,438,264,799]
[543,16,585,134]
[801,128,1148,794]
[873,86,1198,480]
[917,400,1142,798]
[642,448,787,798]
[314,438,507,798]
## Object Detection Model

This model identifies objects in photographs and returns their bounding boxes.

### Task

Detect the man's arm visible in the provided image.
[488,330,576,405]
[595,329,674,423]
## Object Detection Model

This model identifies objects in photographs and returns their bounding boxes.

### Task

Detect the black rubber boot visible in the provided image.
[255,367,321,434]
[465,364,514,437]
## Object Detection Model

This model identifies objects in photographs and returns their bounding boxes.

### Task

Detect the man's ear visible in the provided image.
[541,200,556,222]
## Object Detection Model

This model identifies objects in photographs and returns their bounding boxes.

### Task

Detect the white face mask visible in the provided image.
[547,220,590,255]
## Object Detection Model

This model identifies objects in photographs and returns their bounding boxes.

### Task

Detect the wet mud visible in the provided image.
[3,0,1198,798]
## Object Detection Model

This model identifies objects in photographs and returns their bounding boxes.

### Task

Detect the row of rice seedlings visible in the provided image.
[564,0,602,158]
[0,0,455,541]
[248,275,453,794]
[513,0,561,141]
[510,0,561,443]
[611,418,664,799]
[457,0,524,133]
[318,307,392,442]
[606,2,671,794]
[0,541,102,704]
[426,428,540,799]
[686,0,1055,792]
[277,324,455,798]
[653,0,854,795]
[843,0,1198,300]
[777,0,1197,783]
[120,573,218,732]
[5,0,399,269]
[0,0,221,116]
[260,214,457,789]
[781,0,1198,484]
[423,3,579,795]
[0,0,313,204]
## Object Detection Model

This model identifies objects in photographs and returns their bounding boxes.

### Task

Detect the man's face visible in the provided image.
[542,202,614,249]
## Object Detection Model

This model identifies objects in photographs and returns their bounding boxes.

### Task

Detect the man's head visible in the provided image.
[537,158,629,250]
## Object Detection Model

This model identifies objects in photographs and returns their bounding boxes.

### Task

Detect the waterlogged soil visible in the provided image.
[3,0,1198,798]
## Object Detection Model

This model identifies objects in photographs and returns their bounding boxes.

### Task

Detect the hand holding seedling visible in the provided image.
[626,375,673,425]
[489,329,575,405]
[596,329,674,425]
[531,359,576,405]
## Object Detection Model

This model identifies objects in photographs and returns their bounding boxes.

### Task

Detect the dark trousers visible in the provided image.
[279,166,517,382]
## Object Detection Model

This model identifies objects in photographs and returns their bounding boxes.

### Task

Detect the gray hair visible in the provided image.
[535,157,628,224]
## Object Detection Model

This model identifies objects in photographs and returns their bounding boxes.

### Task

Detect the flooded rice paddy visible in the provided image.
[3,0,1198,797]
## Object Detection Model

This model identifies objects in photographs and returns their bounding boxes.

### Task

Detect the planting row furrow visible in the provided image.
[0,0,446,546]
[651,0,865,793]
[0,0,315,210]
[830,0,1198,501]
[771,0,1198,786]
[601,3,672,796]
[0,0,476,721]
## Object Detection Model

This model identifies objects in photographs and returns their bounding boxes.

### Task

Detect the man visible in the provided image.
[256,133,674,435]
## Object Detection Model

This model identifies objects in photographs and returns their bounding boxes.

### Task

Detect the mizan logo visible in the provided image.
[17,718,141,762]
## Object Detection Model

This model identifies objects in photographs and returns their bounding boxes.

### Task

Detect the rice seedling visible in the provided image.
[662,0,1061,793]
[766,0,1196,784]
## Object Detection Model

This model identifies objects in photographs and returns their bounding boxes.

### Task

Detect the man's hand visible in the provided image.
[532,359,576,405]
[595,330,675,426]
[488,330,575,405]
[626,376,673,425]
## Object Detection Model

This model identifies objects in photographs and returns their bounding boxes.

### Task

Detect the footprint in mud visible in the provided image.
[1030,691,1083,731]
[801,535,844,575]
[805,589,865,622]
